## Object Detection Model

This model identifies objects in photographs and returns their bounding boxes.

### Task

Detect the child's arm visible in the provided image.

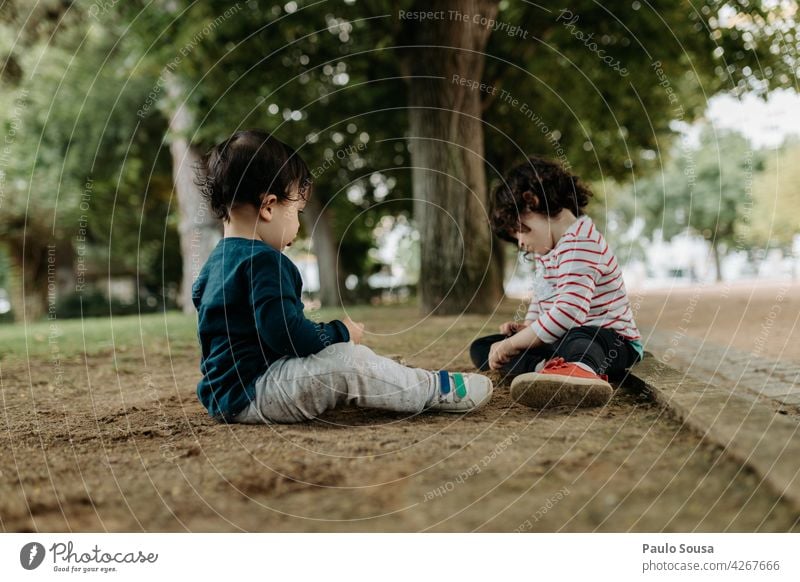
[488,326,546,370]
[342,317,364,343]
[250,252,351,357]
[499,319,531,335]
[506,325,546,352]
[489,240,602,369]
[528,247,598,345]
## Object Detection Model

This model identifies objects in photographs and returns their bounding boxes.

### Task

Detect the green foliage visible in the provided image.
[623,128,760,255]
[121,0,796,279]
[122,0,412,272]
[588,180,648,265]
[3,0,798,307]
[749,140,800,249]
[0,0,182,301]
[483,1,797,181]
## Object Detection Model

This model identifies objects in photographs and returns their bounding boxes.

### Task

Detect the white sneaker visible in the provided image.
[428,371,493,412]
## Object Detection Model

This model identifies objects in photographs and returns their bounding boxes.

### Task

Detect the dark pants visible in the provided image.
[470,326,639,379]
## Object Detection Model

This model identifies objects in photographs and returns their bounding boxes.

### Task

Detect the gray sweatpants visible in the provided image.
[233,342,438,424]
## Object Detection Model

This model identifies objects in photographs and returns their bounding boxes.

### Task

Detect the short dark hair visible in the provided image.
[197,130,311,221]
[491,156,593,243]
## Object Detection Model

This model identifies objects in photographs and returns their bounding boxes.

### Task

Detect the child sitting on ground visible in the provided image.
[192,130,492,423]
[470,157,643,409]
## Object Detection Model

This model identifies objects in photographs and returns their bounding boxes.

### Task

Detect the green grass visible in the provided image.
[0,311,198,359]
[0,304,407,360]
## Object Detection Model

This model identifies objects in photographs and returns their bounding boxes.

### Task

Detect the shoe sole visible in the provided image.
[436,381,494,413]
[510,373,612,409]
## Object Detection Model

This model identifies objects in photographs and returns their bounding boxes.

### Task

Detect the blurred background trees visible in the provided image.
[1,0,798,321]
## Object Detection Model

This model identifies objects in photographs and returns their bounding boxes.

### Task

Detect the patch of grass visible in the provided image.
[0,303,432,361]
[0,311,199,360]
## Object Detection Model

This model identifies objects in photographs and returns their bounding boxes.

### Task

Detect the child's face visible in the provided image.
[268,197,306,251]
[511,211,556,255]
[255,183,307,251]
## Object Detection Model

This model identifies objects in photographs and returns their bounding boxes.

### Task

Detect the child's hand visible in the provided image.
[343,317,365,344]
[489,338,520,370]
[499,320,531,336]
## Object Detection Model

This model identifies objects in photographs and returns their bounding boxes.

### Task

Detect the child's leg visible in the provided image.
[237,342,489,424]
[509,327,634,410]
[470,334,504,370]
[551,326,634,378]
[470,333,552,375]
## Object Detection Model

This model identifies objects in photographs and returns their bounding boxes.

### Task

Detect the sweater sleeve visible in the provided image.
[530,239,601,344]
[524,298,540,322]
[250,250,350,356]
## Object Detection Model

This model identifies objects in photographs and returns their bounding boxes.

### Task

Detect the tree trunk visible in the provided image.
[711,240,724,282]
[302,195,341,307]
[4,241,25,322]
[7,236,49,321]
[165,74,221,314]
[492,233,505,290]
[403,0,503,315]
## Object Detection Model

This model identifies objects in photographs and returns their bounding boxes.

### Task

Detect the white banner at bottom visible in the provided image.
[1,533,797,581]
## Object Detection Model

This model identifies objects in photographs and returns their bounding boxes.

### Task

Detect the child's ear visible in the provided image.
[521,190,540,211]
[258,193,279,222]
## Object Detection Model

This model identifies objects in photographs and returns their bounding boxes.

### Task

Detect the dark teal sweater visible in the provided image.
[191,237,350,421]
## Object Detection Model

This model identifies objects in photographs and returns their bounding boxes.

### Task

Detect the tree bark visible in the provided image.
[165,74,221,314]
[302,194,342,307]
[711,240,724,282]
[403,0,503,315]
[7,235,49,321]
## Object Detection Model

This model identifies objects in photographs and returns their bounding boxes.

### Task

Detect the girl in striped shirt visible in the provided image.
[470,157,644,409]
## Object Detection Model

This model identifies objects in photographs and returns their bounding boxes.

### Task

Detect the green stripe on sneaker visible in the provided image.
[454,373,467,399]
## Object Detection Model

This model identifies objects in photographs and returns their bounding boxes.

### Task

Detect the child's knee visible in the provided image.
[349,343,389,374]
[470,336,494,370]
[318,342,377,374]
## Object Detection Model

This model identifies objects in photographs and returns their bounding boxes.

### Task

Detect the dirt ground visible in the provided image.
[1,286,799,532]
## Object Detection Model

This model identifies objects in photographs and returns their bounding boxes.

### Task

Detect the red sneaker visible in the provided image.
[510,357,613,409]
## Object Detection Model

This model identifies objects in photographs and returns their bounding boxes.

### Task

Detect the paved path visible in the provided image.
[640,326,800,411]
[628,327,800,509]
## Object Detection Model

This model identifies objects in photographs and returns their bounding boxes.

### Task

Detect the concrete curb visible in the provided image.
[623,354,800,510]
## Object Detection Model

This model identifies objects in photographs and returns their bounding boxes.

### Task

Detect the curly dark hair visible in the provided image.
[196,130,311,221]
[491,156,593,244]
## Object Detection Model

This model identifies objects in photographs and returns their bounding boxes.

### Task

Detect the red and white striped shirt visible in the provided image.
[526,215,641,345]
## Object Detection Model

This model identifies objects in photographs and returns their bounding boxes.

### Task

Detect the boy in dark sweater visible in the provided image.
[192,130,493,423]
